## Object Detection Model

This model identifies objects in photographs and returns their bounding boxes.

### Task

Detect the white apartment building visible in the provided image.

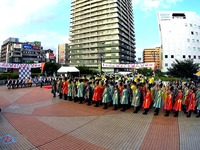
[158,11,200,72]
[69,0,135,72]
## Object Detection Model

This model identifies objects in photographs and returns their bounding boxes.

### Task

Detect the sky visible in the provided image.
[0,0,200,60]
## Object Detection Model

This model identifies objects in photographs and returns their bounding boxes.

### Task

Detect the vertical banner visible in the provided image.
[41,62,45,73]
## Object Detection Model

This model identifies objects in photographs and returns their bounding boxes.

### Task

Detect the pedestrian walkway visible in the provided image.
[0,86,200,150]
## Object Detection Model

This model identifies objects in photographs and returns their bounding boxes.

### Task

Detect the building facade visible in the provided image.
[158,11,200,72]
[143,47,162,70]
[0,37,49,72]
[69,0,135,72]
[57,43,69,65]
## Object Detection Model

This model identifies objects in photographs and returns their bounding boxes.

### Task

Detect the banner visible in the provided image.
[0,63,42,68]
[102,62,155,69]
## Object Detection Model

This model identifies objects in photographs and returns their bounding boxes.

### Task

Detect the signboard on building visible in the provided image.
[34,41,41,46]
[13,43,22,49]
[22,44,33,50]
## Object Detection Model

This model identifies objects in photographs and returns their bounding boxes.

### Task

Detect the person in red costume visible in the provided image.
[142,85,152,115]
[173,86,183,117]
[164,87,173,117]
[186,88,196,117]
[92,81,101,107]
[62,77,68,100]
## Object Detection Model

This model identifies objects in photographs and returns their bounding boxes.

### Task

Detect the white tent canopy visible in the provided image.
[57,66,80,73]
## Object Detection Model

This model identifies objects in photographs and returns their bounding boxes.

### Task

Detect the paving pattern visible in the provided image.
[0,85,200,150]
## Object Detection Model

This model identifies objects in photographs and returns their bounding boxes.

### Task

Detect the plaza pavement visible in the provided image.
[0,85,200,150]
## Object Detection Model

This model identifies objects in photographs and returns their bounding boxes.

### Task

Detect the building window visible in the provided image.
[196,32,198,35]
[191,31,194,35]
[190,24,192,27]
[199,56,200,59]
[165,63,168,67]
[183,55,186,58]
[171,55,174,58]
[192,39,195,43]
[188,55,191,58]
[194,56,196,59]
[193,47,196,50]
[187,39,190,42]
[165,55,168,58]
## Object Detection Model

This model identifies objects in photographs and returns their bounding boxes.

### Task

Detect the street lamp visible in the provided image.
[99,53,105,74]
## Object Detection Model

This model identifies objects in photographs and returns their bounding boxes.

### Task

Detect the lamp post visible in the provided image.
[100,53,105,74]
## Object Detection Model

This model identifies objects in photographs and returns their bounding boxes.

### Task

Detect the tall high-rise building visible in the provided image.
[57,43,69,65]
[158,11,200,72]
[69,0,135,72]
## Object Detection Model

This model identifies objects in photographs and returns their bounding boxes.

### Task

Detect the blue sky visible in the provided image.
[0,0,200,60]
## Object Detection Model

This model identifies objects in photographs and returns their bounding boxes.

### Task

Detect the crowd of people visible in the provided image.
[6,76,53,89]
[51,74,200,118]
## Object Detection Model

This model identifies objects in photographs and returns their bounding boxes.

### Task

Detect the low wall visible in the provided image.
[0,80,6,85]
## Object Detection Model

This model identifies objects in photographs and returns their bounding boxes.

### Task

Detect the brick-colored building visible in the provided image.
[143,47,162,70]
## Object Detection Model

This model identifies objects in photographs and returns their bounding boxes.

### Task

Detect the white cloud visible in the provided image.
[0,0,70,52]
[132,0,183,11]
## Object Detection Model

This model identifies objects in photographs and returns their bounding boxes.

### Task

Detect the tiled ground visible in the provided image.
[0,85,200,150]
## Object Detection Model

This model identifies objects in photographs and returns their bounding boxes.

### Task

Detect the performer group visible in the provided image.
[51,74,200,118]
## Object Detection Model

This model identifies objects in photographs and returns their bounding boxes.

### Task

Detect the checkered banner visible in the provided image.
[0,63,42,68]
[19,67,31,79]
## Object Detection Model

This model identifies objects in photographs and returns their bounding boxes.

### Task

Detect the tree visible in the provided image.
[136,68,153,76]
[167,59,199,78]
[43,62,60,76]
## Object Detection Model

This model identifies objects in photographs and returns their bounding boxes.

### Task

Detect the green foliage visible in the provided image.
[136,68,153,76]
[155,69,165,77]
[167,59,199,78]
[43,62,60,76]
[77,65,98,75]
[0,73,19,80]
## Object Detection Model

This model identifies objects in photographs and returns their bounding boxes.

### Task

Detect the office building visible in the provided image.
[57,43,69,65]
[158,11,200,72]
[69,0,135,72]
[143,47,162,70]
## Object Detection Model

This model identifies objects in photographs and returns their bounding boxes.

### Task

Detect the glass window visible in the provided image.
[165,63,168,67]
[187,39,190,42]
[165,55,168,58]
[188,55,191,58]
[191,31,194,35]
[194,56,196,59]
[183,55,186,58]
[171,55,174,58]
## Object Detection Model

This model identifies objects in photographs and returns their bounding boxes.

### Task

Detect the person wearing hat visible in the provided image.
[120,84,129,111]
[164,86,173,116]
[77,79,84,104]
[142,85,152,115]
[186,88,196,117]
[112,84,119,110]
[92,81,101,107]
[195,85,200,118]
[153,83,162,116]
[57,77,63,99]
[131,83,142,113]
[102,82,111,109]
[62,77,68,100]
[173,86,183,117]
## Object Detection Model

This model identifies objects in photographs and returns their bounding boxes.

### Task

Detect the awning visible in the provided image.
[57,66,80,73]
